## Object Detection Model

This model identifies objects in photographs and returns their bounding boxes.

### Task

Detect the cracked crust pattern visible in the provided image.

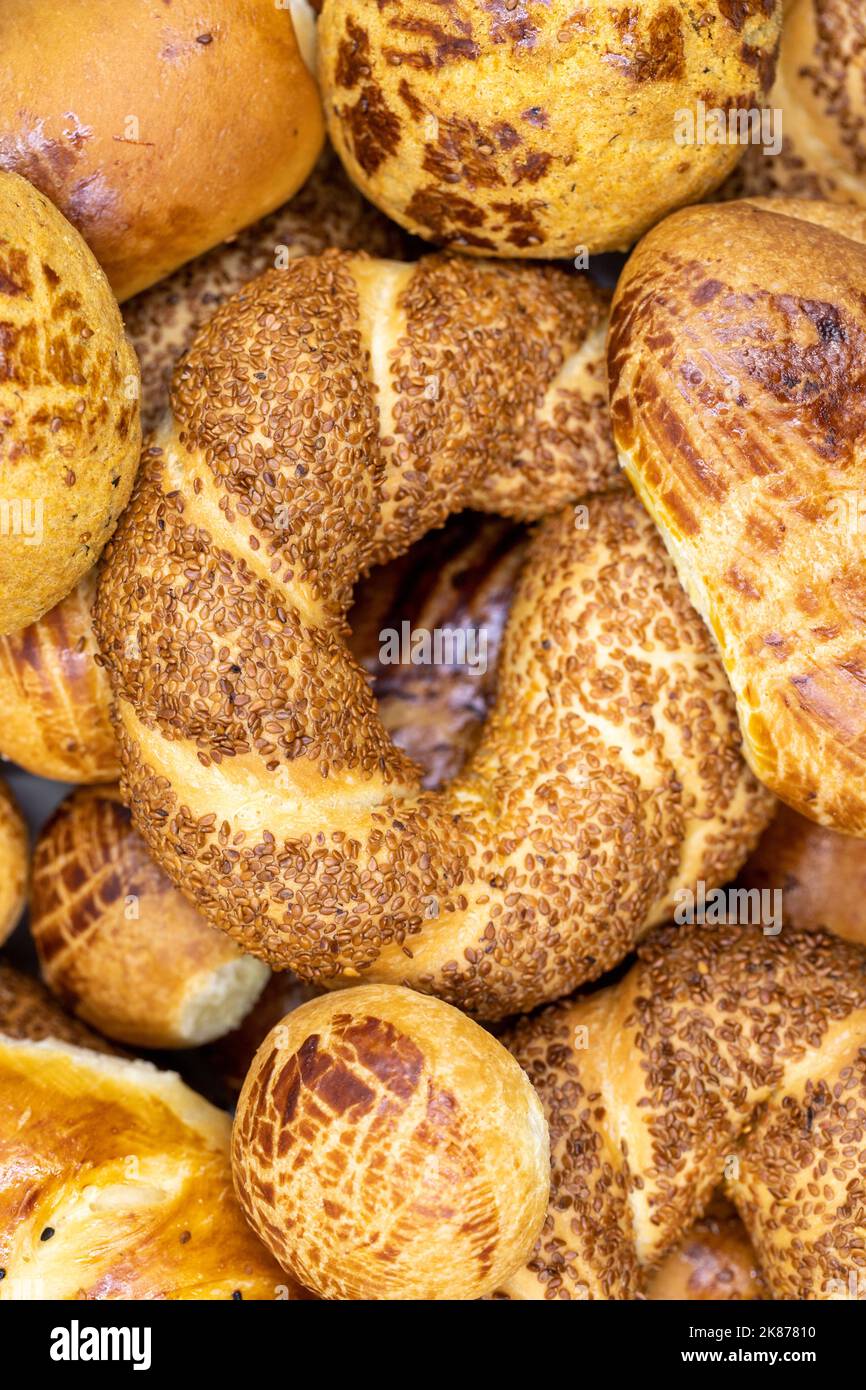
[319,0,782,256]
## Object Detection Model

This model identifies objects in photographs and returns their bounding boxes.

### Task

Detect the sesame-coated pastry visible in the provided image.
[0,571,119,782]
[496,923,866,1300]
[94,250,773,1018]
[0,1034,304,1300]
[0,172,140,636]
[124,149,408,435]
[317,0,783,258]
[609,198,866,835]
[0,777,27,947]
[231,983,550,1300]
[30,785,268,1050]
[721,0,866,208]
[739,802,866,947]
[0,0,324,301]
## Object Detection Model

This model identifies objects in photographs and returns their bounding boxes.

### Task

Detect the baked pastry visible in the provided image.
[0,1034,302,1300]
[0,0,324,300]
[30,785,268,1049]
[318,0,783,256]
[497,923,866,1299]
[0,172,140,635]
[722,0,866,208]
[0,777,27,947]
[232,983,549,1300]
[0,571,118,782]
[94,251,772,1017]
[609,197,866,835]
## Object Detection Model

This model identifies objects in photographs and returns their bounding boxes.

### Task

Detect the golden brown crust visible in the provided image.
[31,785,268,1049]
[497,924,866,1299]
[739,802,866,946]
[0,1036,303,1300]
[232,983,549,1300]
[319,0,782,257]
[721,0,866,207]
[94,250,771,1018]
[0,172,140,634]
[0,571,118,782]
[0,778,27,947]
[609,197,866,834]
[124,149,408,435]
[0,0,324,300]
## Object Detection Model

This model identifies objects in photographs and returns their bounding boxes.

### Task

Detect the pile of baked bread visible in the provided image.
[1,0,865,1302]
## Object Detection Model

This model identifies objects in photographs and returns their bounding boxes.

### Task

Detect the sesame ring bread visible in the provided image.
[30,785,268,1050]
[0,0,324,301]
[317,0,783,258]
[94,250,773,1019]
[0,776,27,947]
[495,923,866,1300]
[0,172,141,635]
[722,0,866,208]
[609,197,866,835]
[231,983,550,1301]
[0,1032,304,1301]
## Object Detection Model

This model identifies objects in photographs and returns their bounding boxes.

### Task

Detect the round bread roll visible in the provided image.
[739,802,866,947]
[318,0,783,257]
[0,172,141,635]
[0,777,27,947]
[0,570,118,782]
[646,1197,766,1301]
[0,960,117,1054]
[609,197,866,834]
[31,786,268,1049]
[722,0,866,208]
[0,1034,302,1300]
[0,0,324,301]
[125,149,408,435]
[232,984,550,1300]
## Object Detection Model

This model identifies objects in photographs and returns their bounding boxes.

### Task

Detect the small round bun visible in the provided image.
[0,571,118,782]
[0,172,140,635]
[0,777,27,946]
[232,985,550,1300]
[319,0,783,256]
[0,0,325,300]
[31,786,268,1049]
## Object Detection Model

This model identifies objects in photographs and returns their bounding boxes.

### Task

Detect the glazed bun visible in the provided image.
[318,0,783,256]
[0,172,140,635]
[646,1198,766,1302]
[723,0,866,208]
[125,150,407,435]
[0,777,27,947]
[0,571,118,782]
[0,0,324,301]
[609,198,866,833]
[232,985,550,1300]
[0,1035,299,1300]
[31,786,268,1049]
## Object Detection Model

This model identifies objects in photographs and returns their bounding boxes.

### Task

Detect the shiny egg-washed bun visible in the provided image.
[609,197,866,835]
[0,1034,303,1300]
[232,984,550,1300]
[0,0,324,300]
